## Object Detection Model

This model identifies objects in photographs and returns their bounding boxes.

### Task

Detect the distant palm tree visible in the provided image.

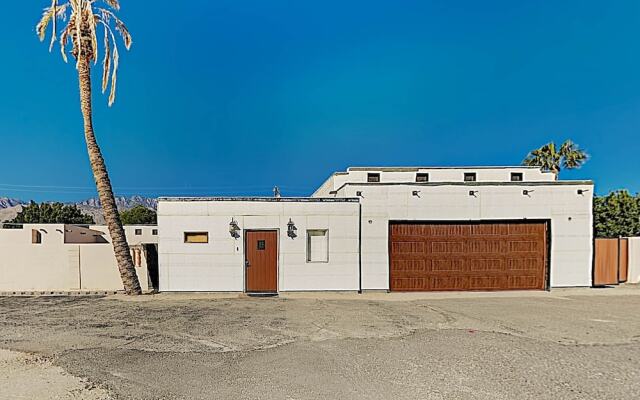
[37,0,141,294]
[523,140,588,179]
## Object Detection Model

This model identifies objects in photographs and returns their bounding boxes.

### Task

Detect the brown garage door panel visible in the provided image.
[390,222,547,291]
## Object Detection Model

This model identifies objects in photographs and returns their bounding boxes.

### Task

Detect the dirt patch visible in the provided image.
[0,349,110,400]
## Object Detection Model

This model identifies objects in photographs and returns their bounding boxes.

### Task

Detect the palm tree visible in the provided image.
[37,0,141,294]
[523,140,588,179]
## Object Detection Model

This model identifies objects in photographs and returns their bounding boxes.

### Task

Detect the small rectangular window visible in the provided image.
[152,229,158,235]
[184,232,209,243]
[464,172,477,182]
[135,229,142,236]
[511,172,523,182]
[367,173,380,183]
[32,229,42,244]
[307,230,329,262]
[257,240,266,250]
[416,173,429,182]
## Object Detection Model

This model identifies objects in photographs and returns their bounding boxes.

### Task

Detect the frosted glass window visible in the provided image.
[184,232,209,243]
[307,230,329,263]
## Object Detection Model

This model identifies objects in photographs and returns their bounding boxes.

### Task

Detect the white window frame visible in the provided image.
[306,229,329,263]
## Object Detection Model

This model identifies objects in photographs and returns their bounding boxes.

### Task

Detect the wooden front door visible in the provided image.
[245,230,278,293]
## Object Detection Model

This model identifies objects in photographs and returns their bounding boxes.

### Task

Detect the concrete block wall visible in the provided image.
[0,224,153,292]
[0,225,77,291]
[333,183,594,289]
[628,238,640,284]
[157,200,360,292]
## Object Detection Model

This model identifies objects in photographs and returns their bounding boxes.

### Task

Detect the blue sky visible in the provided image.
[1,0,639,201]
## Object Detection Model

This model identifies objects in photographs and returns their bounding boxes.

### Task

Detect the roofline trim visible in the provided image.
[332,180,594,193]
[158,197,359,203]
[345,166,548,172]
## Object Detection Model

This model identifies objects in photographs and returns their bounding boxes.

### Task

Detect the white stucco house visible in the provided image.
[157,166,594,293]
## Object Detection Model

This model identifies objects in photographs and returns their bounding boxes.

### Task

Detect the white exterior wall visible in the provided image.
[158,200,360,292]
[0,225,78,291]
[628,238,640,284]
[333,183,594,289]
[315,167,556,195]
[0,224,156,292]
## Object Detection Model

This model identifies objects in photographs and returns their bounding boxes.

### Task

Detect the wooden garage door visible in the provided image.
[389,222,548,291]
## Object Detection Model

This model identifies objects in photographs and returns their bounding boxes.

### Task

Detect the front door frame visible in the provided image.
[244,229,279,293]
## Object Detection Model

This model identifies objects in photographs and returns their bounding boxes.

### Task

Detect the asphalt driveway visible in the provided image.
[0,287,639,399]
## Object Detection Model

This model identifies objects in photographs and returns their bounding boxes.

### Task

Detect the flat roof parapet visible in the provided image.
[158,197,360,203]
[346,166,547,172]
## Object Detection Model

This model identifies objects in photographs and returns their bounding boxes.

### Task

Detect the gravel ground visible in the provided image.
[0,288,639,399]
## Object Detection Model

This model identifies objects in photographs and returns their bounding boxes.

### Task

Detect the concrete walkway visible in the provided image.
[107,284,640,302]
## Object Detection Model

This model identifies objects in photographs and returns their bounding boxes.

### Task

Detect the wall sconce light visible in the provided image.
[522,189,534,196]
[469,190,479,197]
[287,218,297,239]
[412,190,421,197]
[356,191,364,198]
[229,218,241,239]
[577,189,589,195]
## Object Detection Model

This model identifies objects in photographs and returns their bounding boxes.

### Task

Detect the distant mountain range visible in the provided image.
[0,196,158,224]
[0,198,24,209]
[75,195,158,210]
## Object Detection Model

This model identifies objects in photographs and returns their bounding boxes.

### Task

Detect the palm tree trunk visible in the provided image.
[77,57,142,295]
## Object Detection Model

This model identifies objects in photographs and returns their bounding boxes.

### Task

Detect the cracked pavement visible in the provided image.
[0,288,639,399]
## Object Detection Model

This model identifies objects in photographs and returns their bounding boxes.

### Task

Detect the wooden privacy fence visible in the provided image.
[593,238,629,286]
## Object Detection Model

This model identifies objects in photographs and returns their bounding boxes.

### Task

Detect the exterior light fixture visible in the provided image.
[577,189,589,195]
[229,218,241,239]
[356,191,364,197]
[412,190,421,197]
[522,190,534,196]
[469,190,479,197]
[287,218,297,239]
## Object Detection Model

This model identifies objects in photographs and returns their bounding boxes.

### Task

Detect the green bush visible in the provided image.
[594,190,640,238]
[9,201,94,224]
[120,205,157,225]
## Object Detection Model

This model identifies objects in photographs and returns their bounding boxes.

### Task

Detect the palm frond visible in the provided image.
[524,139,588,176]
[109,40,120,107]
[522,142,560,173]
[36,2,55,42]
[37,0,132,106]
[98,8,132,49]
[101,24,112,93]
[59,22,74,63]
[100,21,121,106]
[103,0,121,11]
[49,0,57,51]
[37,2,70,51]
[560,140,588,169]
